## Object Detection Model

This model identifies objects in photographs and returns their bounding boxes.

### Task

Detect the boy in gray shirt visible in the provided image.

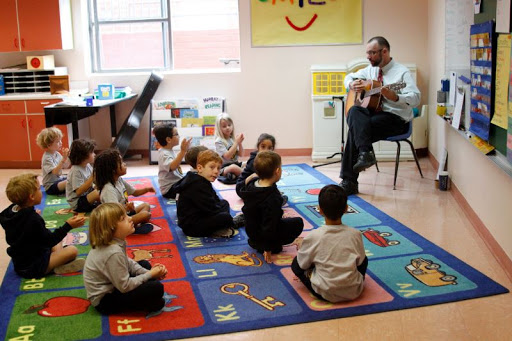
[292,185,368,303]
[153,124,191,198]
[36,127,70,195]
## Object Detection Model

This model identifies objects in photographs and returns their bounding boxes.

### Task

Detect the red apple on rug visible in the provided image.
[24,296,91,317]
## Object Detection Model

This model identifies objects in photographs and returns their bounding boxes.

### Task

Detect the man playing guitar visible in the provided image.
[339,36,421,196]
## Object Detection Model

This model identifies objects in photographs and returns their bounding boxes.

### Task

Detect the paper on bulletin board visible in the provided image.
[496,0,511,33]
[452,88,464,129]
[449,71,457,106]
[508,37,512,164]
[491,34,511,129]
[470,134,495,154]
[250,0,362,46]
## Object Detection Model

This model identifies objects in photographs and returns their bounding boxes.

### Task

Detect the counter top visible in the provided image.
[0,93,66,101]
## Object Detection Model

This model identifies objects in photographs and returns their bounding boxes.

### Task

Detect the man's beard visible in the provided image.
[370,57,381,67]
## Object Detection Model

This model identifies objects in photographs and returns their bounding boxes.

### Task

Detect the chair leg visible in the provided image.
[372,146,380,172]
[393,141,401,190]
[404,139,424,178]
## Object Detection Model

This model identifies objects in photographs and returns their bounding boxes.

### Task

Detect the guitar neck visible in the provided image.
[366,82,400,96]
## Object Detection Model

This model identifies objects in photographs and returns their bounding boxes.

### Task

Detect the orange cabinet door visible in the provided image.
[56,125,70,148]
[0,115,31,161]
[26,99,62,113]
[0,0,20,52]
[25,99,70,148]
[17,0,63,51]
[0,101,25,114]
[27,115,47,161]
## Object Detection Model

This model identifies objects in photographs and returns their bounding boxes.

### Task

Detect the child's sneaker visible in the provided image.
[232,213,245,228]
[133,223,154,234]
[54,258,85,274]
[281,194,288,206]
[210,227,235,238]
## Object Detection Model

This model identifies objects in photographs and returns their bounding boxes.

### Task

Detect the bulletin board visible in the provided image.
[149,97,225,164]
[446,0,509,156]
[250,0,362,47]
[469,20,494,140]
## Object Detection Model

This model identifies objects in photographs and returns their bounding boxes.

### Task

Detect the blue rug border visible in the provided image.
[0,163,508,340]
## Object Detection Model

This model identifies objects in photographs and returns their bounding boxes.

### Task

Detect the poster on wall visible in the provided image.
[491,34,511,129]
[250,0,362,47]
[508,36,512,164]
[469,20,494,141]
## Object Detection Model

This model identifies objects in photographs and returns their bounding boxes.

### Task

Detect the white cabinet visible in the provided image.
[311,60,426,162]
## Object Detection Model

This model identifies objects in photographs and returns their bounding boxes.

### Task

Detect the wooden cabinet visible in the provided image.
[0,0,19,52]
[27,115,48,161]
[0,99,67,167]
[0,115,31,161]
[0,0,73,52]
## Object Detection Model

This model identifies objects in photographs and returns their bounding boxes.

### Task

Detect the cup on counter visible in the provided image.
[85,96,93,107]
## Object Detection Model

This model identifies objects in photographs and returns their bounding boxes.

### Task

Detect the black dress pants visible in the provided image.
[182,199,233,237]
[340,106,408,183]
[248,217,304,253]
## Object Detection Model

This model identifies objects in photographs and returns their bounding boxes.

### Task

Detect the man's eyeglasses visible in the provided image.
[172,133,180,137]
[366,49,383,56]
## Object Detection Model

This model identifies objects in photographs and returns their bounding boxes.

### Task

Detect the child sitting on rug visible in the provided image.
[153,123,192,198]
[168,150,245,238]
[238,151,303,263]
[236,133,275,197]
[184,145,208,171]
[66,138,100,213]
[84,203,168,315]
[235,133,287,205]
[292,184,368,303]
[36,127,70,195]
[94,148,155,234]
[0,173,86,278]
[214,112,244,183]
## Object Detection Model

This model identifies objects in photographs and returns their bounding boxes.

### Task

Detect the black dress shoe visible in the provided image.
[339,180,359,196]
[353,151,377,173]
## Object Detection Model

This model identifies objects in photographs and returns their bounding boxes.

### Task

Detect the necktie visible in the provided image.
[378,68,383,84]
[377,69,384,111]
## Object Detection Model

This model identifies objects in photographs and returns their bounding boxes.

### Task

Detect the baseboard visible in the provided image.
[125,149,311,159]
[415,147,428,158]
[0,161,40,169]
[428,152,512,283]
[243,148,312,157]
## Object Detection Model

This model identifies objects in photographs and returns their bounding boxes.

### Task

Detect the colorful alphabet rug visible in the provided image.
[0,164,508,340]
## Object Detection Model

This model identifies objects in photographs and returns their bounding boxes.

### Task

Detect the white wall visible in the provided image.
[428,0,512,260]
[1,0,429,151]
[3,0,509,261]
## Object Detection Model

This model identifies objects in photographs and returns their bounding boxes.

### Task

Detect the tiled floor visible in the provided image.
[0,156,510,340]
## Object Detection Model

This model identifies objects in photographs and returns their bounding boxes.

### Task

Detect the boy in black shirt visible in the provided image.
[0,173,86,278]
[168,150,244,238]
[238,151,303,263]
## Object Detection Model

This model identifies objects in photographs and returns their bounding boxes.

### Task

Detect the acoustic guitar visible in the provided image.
[345,80,406,116]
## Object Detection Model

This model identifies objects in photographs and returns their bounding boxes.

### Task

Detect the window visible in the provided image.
[88,0,240,72]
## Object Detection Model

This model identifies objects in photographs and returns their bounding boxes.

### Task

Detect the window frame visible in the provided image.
[88,0,172,73]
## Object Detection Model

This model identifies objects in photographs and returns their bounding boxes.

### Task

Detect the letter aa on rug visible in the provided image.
[0,165,508,340]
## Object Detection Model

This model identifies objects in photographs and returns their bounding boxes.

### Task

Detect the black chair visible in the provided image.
[111,72,163,157]
[375,120,424,189]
